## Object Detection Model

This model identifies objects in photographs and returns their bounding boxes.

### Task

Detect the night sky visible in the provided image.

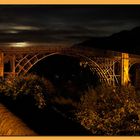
[0,5,140,44]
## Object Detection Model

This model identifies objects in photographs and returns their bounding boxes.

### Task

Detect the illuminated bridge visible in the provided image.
[0,42,140,87]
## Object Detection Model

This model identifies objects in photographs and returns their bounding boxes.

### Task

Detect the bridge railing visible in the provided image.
[0,44,122,58]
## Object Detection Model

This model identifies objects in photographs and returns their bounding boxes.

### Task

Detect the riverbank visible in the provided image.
[0,103,36,136]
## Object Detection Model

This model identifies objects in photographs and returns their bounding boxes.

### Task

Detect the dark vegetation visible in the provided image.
[75,85,140,135]
[0,74,52,135]
[0,74,140,135]
[0,74,91,135]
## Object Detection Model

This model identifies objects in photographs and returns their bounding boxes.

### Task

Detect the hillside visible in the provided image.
[76,26,140,55]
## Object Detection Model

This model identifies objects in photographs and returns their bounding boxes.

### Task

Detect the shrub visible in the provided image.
[75,85,140,135]
[0,74,54,109]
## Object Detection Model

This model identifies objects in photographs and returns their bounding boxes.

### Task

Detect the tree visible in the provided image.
[75,85,140,135]
[0,74,54,109]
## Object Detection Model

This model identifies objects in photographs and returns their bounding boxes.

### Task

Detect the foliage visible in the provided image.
[0,74,54,109]
[75,85,140,135]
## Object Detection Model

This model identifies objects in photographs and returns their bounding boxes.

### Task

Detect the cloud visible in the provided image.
[0,5,140,44]
[11,25,40,31]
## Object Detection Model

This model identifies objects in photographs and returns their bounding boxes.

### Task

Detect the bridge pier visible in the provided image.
[0,51,4,78]
[10,55,16,76]
[121,53,129,86]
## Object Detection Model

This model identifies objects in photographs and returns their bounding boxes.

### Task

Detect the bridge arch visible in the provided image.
[129,62,140,87]
[15,52,110,85]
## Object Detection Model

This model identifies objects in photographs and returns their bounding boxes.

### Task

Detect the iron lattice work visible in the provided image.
[14,52,110,83]
[3,50,121,86]
[2,45,139,86]
[91,57,122,86]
